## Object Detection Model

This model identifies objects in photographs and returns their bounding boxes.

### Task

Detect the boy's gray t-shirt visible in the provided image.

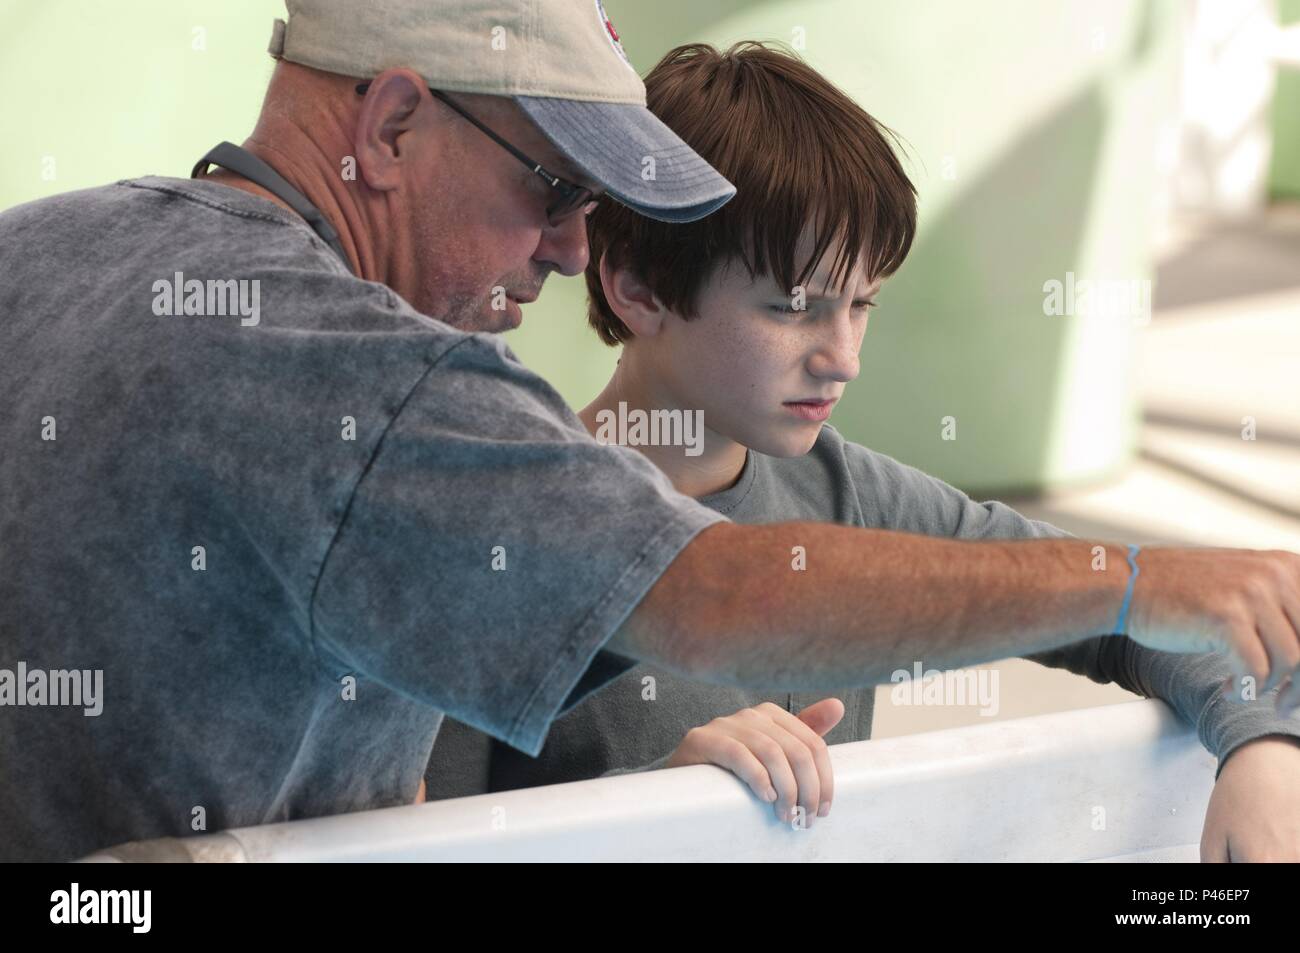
[0,177,727,862]
[426,423,1300,798]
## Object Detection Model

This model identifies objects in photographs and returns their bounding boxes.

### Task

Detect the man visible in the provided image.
[0,0,1297,863]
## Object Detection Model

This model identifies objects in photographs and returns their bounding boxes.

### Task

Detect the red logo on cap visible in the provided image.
[594,0,633,71]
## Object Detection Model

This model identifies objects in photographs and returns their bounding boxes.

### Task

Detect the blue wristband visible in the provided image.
[1113,544,1141,636]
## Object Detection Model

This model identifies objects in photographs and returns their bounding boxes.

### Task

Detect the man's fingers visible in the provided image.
[1278,587,1300,704]
[1255,602,1300,694]
[1223,619,1271,700]
[1276,675,1300,716]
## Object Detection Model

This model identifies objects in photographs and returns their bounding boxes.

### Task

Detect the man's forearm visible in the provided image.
[617,521,1131,690]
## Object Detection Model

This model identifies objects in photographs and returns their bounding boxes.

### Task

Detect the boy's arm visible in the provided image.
[1024,632,1300,779]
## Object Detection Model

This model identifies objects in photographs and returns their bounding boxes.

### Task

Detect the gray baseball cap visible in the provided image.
[267,0,736,223]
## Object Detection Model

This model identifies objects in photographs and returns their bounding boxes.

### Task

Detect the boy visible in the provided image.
[421,41,1259,826]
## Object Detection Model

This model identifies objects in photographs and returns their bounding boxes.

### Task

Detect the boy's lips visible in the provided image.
[783,396,837,422]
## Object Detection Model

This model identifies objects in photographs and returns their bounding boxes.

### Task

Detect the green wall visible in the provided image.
[514,0,1184,494]
[2,0,1187,493]
[1271,0,1300,198]
[0,1,273,209]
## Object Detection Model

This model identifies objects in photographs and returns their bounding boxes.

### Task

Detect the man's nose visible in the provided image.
[533,211,591,277]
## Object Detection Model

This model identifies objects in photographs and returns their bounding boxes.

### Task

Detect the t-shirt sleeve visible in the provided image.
[833,428,1300,775]
[831,427,1072,542]
[311,334,728,756]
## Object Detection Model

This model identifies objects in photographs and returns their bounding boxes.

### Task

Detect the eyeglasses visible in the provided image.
[355,81,601,226]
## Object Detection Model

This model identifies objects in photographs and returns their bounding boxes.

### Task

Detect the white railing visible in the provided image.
[81,699,1215,862]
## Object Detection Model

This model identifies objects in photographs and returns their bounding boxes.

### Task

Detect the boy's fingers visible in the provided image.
[760,701,838,816]
[797,697,846,737]
[733,725,801,823]
[797,699,842,816]
[746,708,825,824]
[704,734,778,804]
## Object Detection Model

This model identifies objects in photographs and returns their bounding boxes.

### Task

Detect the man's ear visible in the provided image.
[353,68,428,191]
[599,251,667,338]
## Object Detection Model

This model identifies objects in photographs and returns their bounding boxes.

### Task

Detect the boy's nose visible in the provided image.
[809,325,862,383]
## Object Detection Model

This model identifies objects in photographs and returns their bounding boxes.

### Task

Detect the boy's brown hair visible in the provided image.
[585,41,917,346]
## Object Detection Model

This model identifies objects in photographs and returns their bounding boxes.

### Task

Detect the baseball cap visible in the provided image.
[266,0,737,223]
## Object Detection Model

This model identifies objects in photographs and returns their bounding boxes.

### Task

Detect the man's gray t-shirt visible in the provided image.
[0,177,727,862]
[426,423,1300,798]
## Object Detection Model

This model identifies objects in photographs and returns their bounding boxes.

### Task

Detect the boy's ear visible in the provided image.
[599,251,666,338]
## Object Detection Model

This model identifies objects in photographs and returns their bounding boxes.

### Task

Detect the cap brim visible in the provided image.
[515,96,736,224]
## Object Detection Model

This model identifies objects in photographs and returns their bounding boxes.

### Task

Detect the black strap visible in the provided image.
[192,141,352,273]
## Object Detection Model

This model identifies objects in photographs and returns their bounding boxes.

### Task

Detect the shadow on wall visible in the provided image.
[513,0,1175,497]
[847,80,1107,497]
[842,0,1171,497]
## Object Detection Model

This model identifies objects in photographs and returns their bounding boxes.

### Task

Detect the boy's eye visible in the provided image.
[769,299,878,315]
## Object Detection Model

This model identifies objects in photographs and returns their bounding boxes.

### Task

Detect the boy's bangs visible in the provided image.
[584,41,918,345]
[732,100,917,298]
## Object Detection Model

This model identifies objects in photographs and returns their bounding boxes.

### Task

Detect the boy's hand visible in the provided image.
[1201,736,1300,861]
[665,698,845,826]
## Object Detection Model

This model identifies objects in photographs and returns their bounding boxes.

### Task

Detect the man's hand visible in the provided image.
[1128,547,1300,702]
[1201,736,1300,861]
[665,698,844,826]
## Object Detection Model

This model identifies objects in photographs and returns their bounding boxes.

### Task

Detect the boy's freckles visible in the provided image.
[652,288,821,457]
[667,260,881,456]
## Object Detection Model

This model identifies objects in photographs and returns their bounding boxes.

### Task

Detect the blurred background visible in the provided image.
[3,0,1297,735]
